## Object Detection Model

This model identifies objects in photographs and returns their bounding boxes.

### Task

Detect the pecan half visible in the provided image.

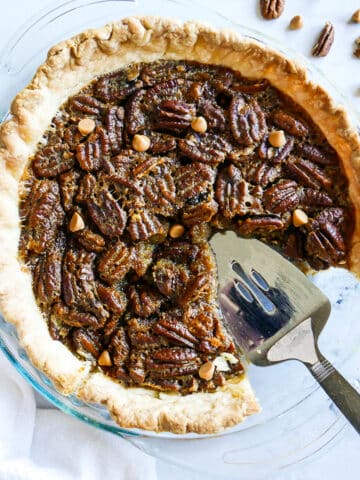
[312,207,347,229]
[216,165,251,218]
[97,284,127,315]
[70,94,104,116]
[75,173,96,203]
[59,170,80,211]
[127,285,162,317]
[142,163,178,216]
[152,259,190,298]
[306,223,345,264]
[270,137,294,164]
[182,200,218,226]
[177,273,212,307]
[230,97,266,146]
[312,22,335,57]
[109,327,130,366]
[154,315,199,348]
[148,132,177,154]
[125,89,147,134]
[27,180,65,253]
[74,228,106,253]
[199,100,226,131]
[72,329,102,358]
[178,133,230,165]
[87,188,127,237]
[33,145,74,178]
[232,79,269,93]
[285,158,332,190]
[272,111,308,136]
[128,211,166,242]
[127,317,162,349]
[146,360,199,379]
[151,347,198,364]
[299,188,333,207]
[175,163,215,204]
[98,241,134,284]
[157,241,199,264]
[55,305,101,328]
[155,100,195,132]
[238,215,284,235]
[62,247,108,321]
[260,0,285,20]
[95,70,139,102]
[76,127,110,172]
[132,243,155,277]
[284,232,304,260]
[297,143,337,166]
[246,162,280,187]
[63,125,84,149]
[105,106,124,155]
[33,238,63,305]
[263,180,299,214]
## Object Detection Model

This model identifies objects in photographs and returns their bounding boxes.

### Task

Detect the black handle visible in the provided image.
[306,351,360,434]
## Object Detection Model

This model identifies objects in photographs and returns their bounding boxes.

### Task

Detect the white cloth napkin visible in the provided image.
[0,353,157,480]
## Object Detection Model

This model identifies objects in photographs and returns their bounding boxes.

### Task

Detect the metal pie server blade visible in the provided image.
[210,230,360,434]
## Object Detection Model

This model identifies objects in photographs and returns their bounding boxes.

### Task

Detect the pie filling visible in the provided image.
[18,60,353,394]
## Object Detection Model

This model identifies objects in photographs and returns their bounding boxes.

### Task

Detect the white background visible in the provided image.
[0,1,359,479]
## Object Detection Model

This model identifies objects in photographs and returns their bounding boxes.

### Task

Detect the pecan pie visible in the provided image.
[1,17,360,434]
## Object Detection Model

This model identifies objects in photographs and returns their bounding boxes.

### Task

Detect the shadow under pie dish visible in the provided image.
[0,17,360,435]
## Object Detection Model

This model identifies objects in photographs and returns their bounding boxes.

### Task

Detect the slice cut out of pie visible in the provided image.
[0,17,360,434]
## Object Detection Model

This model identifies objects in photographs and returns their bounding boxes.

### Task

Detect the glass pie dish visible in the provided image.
[0,1,359,478]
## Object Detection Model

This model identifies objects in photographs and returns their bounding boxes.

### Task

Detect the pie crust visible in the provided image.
[0,16,360,434]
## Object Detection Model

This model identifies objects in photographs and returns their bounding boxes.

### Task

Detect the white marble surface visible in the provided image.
[0,0,359,479]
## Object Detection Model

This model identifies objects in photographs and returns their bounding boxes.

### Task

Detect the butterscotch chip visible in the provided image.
[199,361,215,381]
[292,208,309,227]
[69,212,85,232]
[289,15,303,30]
[132,134,151,152]
[191,116,208,133]
[78,118,96,135]
[268,130,286,148]
[351,9,360,23]
[169,224,185,238]
[98,350,112,366]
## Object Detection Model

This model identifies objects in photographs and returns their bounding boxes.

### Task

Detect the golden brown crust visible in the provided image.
[0,16,359,433]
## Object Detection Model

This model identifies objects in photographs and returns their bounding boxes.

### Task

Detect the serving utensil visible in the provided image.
[210,231,360,434]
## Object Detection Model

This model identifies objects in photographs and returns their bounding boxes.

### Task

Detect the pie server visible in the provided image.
[210,230,360,434]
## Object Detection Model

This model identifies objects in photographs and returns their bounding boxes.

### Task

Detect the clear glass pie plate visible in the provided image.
[0,1,359,478]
